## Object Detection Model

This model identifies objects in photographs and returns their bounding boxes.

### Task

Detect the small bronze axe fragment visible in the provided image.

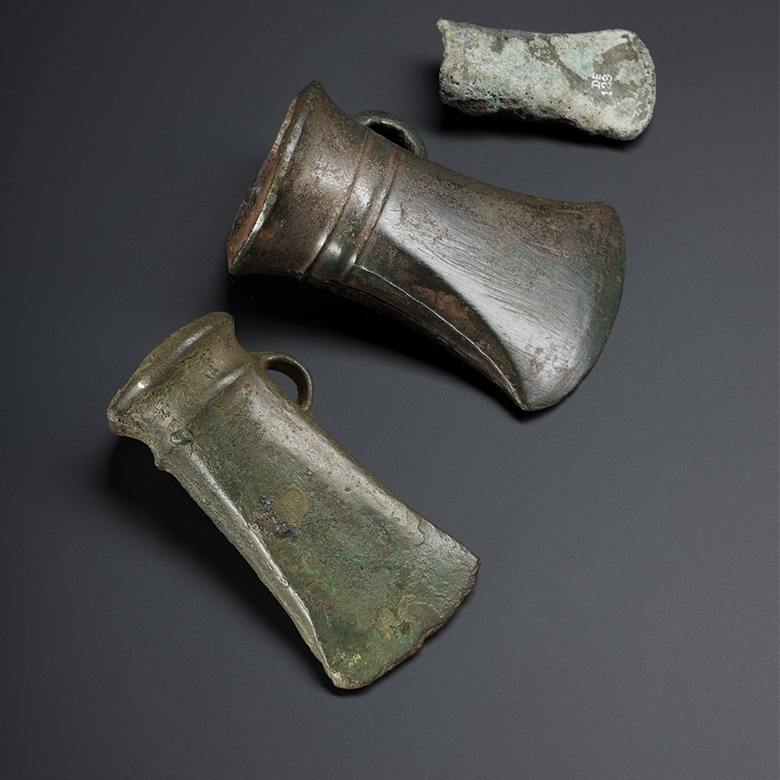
[108,312,479,689]
[438,20,656,141]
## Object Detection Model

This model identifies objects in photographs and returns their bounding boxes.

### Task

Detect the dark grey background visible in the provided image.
[2,1,777,778]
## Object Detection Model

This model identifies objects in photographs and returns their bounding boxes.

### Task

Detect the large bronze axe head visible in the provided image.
[108,313,479,689]
[228,81,625,411]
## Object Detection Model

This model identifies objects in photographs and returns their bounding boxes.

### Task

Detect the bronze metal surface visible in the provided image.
[228,81,626,410]
[107,313,479,689]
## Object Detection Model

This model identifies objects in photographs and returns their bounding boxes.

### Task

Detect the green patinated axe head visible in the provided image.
[108,313,479,689]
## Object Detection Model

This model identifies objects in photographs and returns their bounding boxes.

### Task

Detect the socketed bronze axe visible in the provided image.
[108,313,479,689]
[228,81,625,411]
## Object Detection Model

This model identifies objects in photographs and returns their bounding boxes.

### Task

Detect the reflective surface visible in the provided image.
[228,81,626,411]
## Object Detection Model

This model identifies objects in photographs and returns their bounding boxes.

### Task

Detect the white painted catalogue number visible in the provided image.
[591,73,613,96]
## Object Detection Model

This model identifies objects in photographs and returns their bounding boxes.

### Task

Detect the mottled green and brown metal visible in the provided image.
[438,20,656,141]
[228,81,625,411]
[107,313,479,689]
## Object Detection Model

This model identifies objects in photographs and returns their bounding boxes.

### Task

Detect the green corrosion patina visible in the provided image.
[439,20,656,141]
[108,312,479,689]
